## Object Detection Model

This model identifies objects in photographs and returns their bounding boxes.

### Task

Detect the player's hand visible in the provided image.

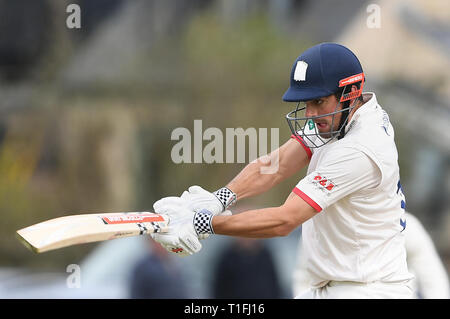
[182,185,230,214]
[154,186,233,240]
[150,204,202,257]
[181,186,233,239]
[151,223,202,257]
[154,185,236,216]
[154,186,223,215]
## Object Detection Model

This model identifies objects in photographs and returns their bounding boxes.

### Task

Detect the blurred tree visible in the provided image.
[0,4,311,269]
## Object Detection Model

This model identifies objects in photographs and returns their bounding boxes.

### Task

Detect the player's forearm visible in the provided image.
[225,139,310,201]
[226,159,284,200]
[212,206,295,238]
[211,191,317,238]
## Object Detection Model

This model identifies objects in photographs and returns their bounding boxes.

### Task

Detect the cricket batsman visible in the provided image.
[151,42,415,298]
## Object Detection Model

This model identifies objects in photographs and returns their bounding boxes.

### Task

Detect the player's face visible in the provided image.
[304,95,341,138]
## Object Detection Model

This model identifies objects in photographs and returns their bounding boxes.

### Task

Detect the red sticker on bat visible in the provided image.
[101,213,164,224]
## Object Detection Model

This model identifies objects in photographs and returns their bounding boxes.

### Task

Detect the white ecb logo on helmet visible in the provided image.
[294,61,308,81]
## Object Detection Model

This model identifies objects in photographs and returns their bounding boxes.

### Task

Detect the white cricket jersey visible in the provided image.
[292,92,414,288]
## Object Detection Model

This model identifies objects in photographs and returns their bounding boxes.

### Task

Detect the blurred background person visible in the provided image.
[128,238,189,299]
[292,212,450,299]
[211,237,285,299]
[404,212,450,298]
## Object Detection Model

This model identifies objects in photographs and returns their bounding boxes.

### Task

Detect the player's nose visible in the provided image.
[305,105,317,118]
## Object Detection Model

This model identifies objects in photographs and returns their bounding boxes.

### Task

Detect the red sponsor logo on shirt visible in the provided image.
[313,174,335,191]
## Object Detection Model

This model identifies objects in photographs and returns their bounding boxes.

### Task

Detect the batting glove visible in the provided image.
[154,186,236,215]
[150,204,202,257]
[180,186,234,239]
[154,186,235,240]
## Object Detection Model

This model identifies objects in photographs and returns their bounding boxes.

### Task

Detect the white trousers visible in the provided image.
[295,280,414,299]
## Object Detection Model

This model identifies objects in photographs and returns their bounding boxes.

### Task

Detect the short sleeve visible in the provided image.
[293,147,381,212]
[290,134,312,159]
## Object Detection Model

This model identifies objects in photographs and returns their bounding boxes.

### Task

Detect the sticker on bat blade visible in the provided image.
[101,213,165,224]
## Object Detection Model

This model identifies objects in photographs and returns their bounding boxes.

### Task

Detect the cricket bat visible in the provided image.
[16,212,169,253]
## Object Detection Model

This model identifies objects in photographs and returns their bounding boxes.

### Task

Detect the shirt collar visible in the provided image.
[345,92,377,133]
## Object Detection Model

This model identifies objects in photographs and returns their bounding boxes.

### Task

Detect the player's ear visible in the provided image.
[343,84,360,106]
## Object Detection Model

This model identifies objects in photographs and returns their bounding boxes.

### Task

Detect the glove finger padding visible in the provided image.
[178,223,202,253]
[180,191,190,198]
[150,205,202,257]
[153,196,187,213]
[182,186,223,215]
[188,185,209,195]
[151,231,201,257]
[153,204,195,224]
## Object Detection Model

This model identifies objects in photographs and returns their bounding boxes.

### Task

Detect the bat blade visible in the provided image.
[16,212,169,253]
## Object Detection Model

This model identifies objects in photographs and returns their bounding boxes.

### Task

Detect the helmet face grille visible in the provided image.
[286,104,337,149]
[284,73,364,149]
[285,100,356,149]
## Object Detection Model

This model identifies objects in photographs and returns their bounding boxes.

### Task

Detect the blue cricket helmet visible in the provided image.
[282,43,364,102]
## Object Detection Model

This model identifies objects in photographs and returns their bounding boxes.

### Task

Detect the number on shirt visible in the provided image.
[397,180,406,232]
